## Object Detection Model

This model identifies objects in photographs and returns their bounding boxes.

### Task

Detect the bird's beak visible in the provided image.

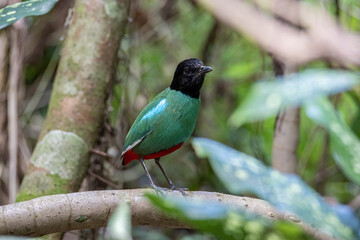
[200,66,213,74]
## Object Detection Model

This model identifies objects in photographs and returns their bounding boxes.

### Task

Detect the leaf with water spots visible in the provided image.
[192,137,359,240]
[146,193,311,240]
[0,0,58,30]
[229,70,359,127]
[306,97,360,187]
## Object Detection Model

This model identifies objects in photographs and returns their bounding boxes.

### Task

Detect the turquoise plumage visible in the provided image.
[122,88,200,163]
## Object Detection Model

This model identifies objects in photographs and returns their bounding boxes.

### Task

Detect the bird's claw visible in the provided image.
[170,184,189,196]
[151,185,189,196]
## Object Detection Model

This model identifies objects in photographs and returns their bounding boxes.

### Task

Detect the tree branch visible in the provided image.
[198,0,360,67]
[0,189,334,240]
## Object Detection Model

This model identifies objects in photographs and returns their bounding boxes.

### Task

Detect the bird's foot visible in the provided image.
[170,184,189,196]
[151,185,171,196]
[151,184,188,196]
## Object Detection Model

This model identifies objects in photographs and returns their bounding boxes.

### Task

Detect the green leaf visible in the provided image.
[0,0,58,30]
[229,70,359,127]
[146,193,310,240]
[192,137,359,240]
[305,97,360,186]
[108,202,133,240]
[223,61,259,79]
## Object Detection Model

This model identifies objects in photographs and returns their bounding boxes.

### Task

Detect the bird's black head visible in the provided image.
[170,58,213,98]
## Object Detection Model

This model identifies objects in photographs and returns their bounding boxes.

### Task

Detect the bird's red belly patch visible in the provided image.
[122,142,183,166]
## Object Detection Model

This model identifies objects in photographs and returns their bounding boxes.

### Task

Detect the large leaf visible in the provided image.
[229,70,359,127]
[192,137,359,240]
[0,0,58,30]
[146,193,310,240]
[306,97,360,186]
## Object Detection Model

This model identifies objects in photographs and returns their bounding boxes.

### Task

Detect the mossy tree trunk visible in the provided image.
[16,0,129,238]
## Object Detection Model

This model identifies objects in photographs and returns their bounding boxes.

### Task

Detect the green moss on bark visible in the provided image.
[16,171,69,202]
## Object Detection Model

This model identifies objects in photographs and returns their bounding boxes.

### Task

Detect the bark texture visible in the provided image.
[272,108,300,173]
[16,0,129,202]
[0,189,334,240]
[271,62,300,173]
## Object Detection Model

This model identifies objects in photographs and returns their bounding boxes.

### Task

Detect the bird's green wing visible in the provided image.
[121,88,170,156]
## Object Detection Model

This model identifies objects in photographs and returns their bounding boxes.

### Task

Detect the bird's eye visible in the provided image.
[183,67,191,76]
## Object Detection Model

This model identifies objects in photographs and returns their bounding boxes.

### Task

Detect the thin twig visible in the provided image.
[87,170,120,189]
[22,47,59,123]
[90,149,110,158]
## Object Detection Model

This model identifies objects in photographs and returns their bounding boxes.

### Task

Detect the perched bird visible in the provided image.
[121,58,213,193]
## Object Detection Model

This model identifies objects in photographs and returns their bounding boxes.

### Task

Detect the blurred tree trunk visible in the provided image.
[0,0,27,205]
[16,0,129,238]
[0,29,9,205]
[272,107,300,173]
[271,60,299,174]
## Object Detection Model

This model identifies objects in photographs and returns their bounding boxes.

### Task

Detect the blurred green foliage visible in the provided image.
[192,138,359,240]
[146,193,312,240]
[229,70,360,127]
[306,97,360,186]
[108,202,133,240]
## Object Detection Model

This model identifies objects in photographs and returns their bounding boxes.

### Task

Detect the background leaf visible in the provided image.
[192,137,359,240]
[146,193,311,240]
[108,202,133,240]
[229,70,359,127]
[306,97,360,186]
[0,0,58,30]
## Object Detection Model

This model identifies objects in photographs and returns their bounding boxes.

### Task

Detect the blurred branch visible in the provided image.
[334,0,340,19]
[201,20,219,64]
[272,108,300,173]
[7,12,26,203]
[198,0,360,67]
[0,189,335,240]
[0,29,9,205]
[349,194,360,210]
[271,61,299,173]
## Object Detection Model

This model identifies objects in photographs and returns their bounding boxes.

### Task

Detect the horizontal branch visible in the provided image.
[0,189,333,239]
